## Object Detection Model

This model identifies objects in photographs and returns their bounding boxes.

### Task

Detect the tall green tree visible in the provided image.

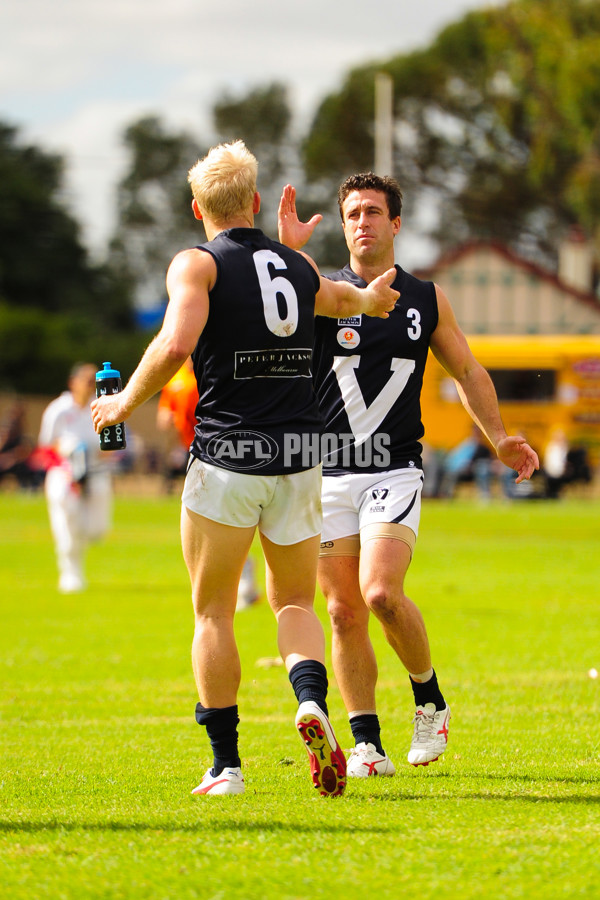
[110,88,300,310]
[302,0,600,266]
[214,81,343,261]
[212,82,296,230]
[0,122,141,393]
[0,122,133,327]
[110,116,205,310]
[213,82,291,178]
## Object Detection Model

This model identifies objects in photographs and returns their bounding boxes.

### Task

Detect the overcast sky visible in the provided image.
[1,0,499,257]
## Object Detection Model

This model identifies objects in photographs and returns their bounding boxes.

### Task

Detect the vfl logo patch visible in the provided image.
[337,328,360,349]
[371,488,389,501]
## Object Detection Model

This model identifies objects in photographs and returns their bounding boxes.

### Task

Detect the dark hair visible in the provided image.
[338,172,403,220]
[69,362,97,380]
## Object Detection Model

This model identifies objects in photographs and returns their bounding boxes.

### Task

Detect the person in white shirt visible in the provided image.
[38,362,112,593]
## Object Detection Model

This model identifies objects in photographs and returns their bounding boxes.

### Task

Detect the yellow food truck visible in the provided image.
[421,335,600,466]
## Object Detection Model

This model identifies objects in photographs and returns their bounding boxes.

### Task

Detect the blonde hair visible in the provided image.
[188,140,258,224]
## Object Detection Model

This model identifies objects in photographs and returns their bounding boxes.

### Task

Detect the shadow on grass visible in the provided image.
[354,792,600,804]
[410,770,600,786]
[2,789,600,835]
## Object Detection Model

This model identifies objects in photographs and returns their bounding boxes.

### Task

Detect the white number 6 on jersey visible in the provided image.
[253,249,299,336]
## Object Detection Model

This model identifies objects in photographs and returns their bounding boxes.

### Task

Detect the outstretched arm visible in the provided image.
[278,184,323,250]
[91,249,213,432]
[302,254,398,319]
[430,285,539,483]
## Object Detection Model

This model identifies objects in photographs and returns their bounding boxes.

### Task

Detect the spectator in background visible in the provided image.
[543,428,569,499]
[438,425,495,500]
[38,363,112,593]
[0,401,37,489]
[543,428,592,499]
[564,444,592,491]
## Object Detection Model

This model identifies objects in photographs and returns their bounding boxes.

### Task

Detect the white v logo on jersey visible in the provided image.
[332,355,416,446]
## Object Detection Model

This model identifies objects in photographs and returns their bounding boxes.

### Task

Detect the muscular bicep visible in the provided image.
[429,285,480,382]
[163,249,214,356]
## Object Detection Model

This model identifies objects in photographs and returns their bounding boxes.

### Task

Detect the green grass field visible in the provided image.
[1,491,599,899]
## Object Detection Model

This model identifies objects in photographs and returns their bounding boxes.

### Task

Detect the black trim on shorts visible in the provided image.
[391,473,424,524]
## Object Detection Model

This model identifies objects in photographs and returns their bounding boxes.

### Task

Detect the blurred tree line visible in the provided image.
[304,0,600,267]
[1,0,598,395]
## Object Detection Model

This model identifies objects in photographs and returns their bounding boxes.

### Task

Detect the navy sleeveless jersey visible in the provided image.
[189,228,323,475]
[312,264,438,475]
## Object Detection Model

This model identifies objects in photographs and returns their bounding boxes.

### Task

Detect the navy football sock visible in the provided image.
[288,659,329,717]
[349,713,384,755]
[409,670,446,712]
[195,703,241,775]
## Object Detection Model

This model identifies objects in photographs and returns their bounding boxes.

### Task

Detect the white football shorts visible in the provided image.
[320,467,424,543]
[182,457,322,546]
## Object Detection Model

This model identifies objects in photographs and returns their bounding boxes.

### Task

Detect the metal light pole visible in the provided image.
[374,72,393,176]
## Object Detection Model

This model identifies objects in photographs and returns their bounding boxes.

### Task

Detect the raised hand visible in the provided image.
[278,184,323,250]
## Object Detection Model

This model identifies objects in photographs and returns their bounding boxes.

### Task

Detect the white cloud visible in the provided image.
[0,0,496,255]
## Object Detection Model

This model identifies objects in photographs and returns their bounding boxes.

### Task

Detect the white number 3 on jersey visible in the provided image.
[407,308,421,340]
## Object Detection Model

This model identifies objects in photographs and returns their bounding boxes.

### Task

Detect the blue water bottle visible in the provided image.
[96,362,127,451]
